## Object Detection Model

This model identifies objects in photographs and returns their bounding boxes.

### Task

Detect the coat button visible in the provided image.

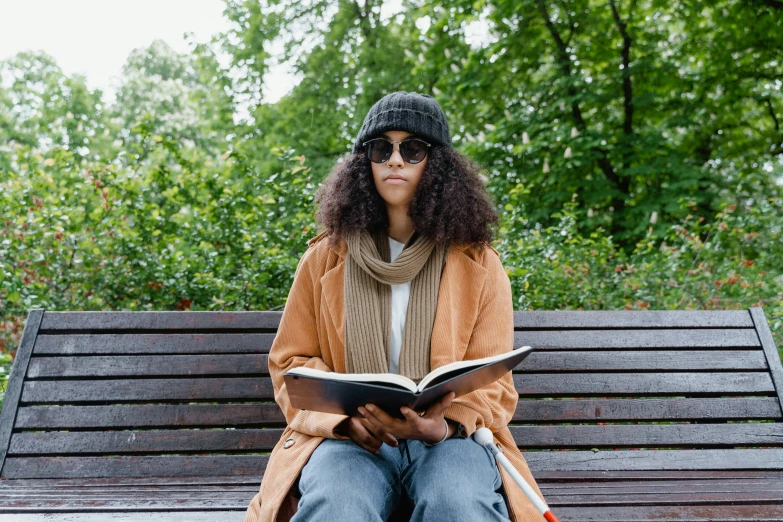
[283,438,295,449]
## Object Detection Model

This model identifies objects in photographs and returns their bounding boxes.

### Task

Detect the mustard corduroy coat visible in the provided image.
[243,231,547,522]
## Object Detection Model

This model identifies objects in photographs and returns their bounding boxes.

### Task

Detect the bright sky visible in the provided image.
[0,0,300,106]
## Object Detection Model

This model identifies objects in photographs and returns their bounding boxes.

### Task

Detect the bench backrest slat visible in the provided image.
[515,328,760,348]
[1,307,780,480]
[33,333,276,355]
[14,397,781,430]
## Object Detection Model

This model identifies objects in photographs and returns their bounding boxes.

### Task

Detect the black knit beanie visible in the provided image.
[352,91,452,154]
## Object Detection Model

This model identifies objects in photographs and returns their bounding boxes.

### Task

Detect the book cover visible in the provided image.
[283,345,535,419]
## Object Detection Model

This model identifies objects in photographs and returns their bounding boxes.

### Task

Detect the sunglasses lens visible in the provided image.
[401,140,427,163]
[368,141,392,163]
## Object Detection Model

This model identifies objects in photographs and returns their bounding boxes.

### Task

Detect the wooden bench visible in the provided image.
[0,307,781,521]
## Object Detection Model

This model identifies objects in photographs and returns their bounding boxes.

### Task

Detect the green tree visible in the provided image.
[113,39,236,158]
[0,51,111,171]
[413,0,783,248]
[217,0,783,250]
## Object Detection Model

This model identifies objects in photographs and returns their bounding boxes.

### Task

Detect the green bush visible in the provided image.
[497,193,782,350]
[0,129,318,398]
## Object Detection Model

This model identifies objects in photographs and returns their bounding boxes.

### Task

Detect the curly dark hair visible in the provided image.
[314,145,499,249]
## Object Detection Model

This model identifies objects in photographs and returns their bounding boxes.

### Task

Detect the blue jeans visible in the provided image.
[290,436,511,522]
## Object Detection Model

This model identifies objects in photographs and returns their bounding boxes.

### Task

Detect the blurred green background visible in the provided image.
[2,0,782,405]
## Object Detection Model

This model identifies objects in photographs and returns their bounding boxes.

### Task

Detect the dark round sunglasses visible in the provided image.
[362,137,432,164]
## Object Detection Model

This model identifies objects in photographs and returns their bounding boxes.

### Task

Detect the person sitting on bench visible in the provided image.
[244,91,547,522]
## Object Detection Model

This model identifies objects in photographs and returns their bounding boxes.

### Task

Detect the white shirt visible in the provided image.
[388,236,411,374]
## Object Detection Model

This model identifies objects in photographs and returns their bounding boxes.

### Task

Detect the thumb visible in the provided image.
[426,391,455,418]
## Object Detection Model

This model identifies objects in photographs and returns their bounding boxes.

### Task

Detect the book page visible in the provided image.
[285,367,419,393]
[416,346,533,392]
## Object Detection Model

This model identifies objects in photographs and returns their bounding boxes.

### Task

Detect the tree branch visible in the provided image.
[536,0,622,189]
[350,0,374,41]
[765,98,780,132]
[609,0,634,141]
[556,0,578,46]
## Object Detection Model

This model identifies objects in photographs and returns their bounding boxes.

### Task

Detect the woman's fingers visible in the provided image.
[361,404,398,427]
[350,417,383,455]
[359,406,406,442]
[360,416,398,447]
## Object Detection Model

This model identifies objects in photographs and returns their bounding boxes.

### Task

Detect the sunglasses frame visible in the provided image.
[362,137,432,164]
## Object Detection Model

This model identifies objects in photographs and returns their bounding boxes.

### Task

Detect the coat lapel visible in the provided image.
[430,246,487,369]
[320,261,346,366]
[319,238,487,374]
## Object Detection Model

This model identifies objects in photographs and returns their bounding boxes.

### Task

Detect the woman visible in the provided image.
[243,91,547,522]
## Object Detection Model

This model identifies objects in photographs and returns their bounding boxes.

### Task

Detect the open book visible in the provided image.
[283,345,534,419]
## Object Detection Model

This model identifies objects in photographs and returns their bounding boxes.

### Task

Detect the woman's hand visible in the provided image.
[358,391,456,444]
[335,414,399,455]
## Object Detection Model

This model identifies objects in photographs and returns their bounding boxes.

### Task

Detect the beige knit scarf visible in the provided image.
[344,228,449,381]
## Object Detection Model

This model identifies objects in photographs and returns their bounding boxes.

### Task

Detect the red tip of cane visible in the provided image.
[543,511,559,522]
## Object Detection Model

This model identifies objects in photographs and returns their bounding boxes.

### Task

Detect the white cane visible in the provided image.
[473,427,559,522]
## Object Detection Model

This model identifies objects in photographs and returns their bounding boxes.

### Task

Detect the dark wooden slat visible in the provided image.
[0,513,246,521]
[517,350,769,371]
[549,490,783,507]
[540,478,783,495]
[0,484,255,496]
[522,448,783,471]
[9,429,284,454]
[39,310,755,332]
[20,372,775,403]
[514,329,760,349]
[553,505,783,521]
[21,379,274,403]
[508,423,783,448]
[1,501,781,521]
[513,397,783,422]
[27,355,268,378]
[28,349,772,382]
[34,324,762,356]
[513,373,776,396]
[8,481,777,510]
[0,476,262,488]
[27,350,768,379]
[71,480,783,499]
[0,492,783,521]
[0,309,44,476]
[16,397,782,430]
[0,488,253,511]
[513,310,754,329]
[35,329,760,355]
[750,307,783,413]
[11,423,783,455]
[33,334,275,355]
[533,470,783,481]
[8,471,778,488]
[544,479,783,496]
[2,455,269,479]
[40,310,282,331]
[16,404,286,429]
[35,329,761,356]
[7,449,783,478]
